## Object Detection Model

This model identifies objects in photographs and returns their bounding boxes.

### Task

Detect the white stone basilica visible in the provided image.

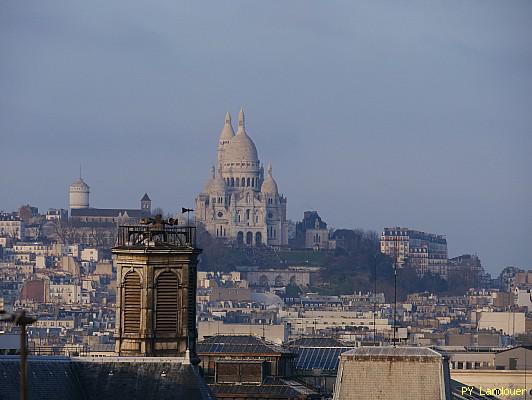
[195,109,288,246]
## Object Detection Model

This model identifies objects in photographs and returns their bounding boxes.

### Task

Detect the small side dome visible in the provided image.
[211,168,227,192]
[261,164,278,194]
[204,166,226,192]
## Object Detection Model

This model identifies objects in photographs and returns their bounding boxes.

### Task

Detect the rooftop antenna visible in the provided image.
[393,261,397,347]
[1,310,37,400]
[392,236,398,348]
[373,253,377,345]
[182,207,194,226]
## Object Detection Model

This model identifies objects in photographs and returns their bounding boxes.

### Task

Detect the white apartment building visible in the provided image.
[0,215,24,239]
[49,283,81,304]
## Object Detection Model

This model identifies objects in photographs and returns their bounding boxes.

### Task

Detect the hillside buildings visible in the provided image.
[292,211,331,250]
[0,214,24,240]
[380,227,448,275]
[195,110,288,247]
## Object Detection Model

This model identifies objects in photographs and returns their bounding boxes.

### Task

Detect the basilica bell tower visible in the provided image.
[112,215,201,360]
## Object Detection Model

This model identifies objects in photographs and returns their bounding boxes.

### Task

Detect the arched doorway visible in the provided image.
[255,232,262,246]
[246,231,253,245]
[237,231,244,245]
[274,275,284,286]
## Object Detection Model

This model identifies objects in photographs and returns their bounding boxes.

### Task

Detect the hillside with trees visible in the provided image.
[198,226,473,299]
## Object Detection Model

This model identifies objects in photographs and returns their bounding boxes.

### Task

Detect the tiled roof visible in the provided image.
[0,356,214,400]
[197,335,292,355]
[288,337,349,348]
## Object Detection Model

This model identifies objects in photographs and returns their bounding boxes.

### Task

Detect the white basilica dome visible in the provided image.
[222,108,259,164]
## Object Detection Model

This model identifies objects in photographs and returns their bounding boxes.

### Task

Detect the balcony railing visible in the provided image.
[116,225,196,248]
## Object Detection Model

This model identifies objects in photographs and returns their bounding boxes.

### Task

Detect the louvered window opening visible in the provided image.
[156,271,179,334]
[123,272,141,333]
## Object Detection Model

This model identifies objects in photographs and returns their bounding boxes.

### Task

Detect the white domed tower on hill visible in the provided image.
[196,109,288,246]
[69,174,90,210]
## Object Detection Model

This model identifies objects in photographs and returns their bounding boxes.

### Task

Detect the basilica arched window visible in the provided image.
[236,178,240,186]
[247,177,250,187]
[241,177,245,187]
[251,178,255,187]
[230,177,234,186]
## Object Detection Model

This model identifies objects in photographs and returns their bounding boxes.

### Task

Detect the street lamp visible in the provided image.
[0,310,37,400]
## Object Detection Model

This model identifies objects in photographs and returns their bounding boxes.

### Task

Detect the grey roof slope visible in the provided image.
[198,335,293,355]
[0,356,214,400]
[288,337,348,348]
[0,357,85,400]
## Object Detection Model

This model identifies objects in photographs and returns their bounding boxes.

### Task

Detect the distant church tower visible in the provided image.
[69,172,90,210]
[140,193,151,214]
[112,217,201,359]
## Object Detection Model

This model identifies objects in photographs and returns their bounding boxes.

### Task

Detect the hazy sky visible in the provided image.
[1,1,531,274]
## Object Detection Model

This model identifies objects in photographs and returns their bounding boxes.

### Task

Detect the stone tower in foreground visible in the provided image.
[113,215,201,359]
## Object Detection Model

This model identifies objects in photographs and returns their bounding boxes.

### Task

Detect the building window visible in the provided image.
[155,271,179,334]
[123,271,141,334]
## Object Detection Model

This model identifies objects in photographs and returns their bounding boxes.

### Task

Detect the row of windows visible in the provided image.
[225,177,257,188]
[450,361,490,370]
[224,162,259,167]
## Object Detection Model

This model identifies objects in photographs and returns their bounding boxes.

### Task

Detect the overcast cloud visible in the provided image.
[1,0,531,273]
